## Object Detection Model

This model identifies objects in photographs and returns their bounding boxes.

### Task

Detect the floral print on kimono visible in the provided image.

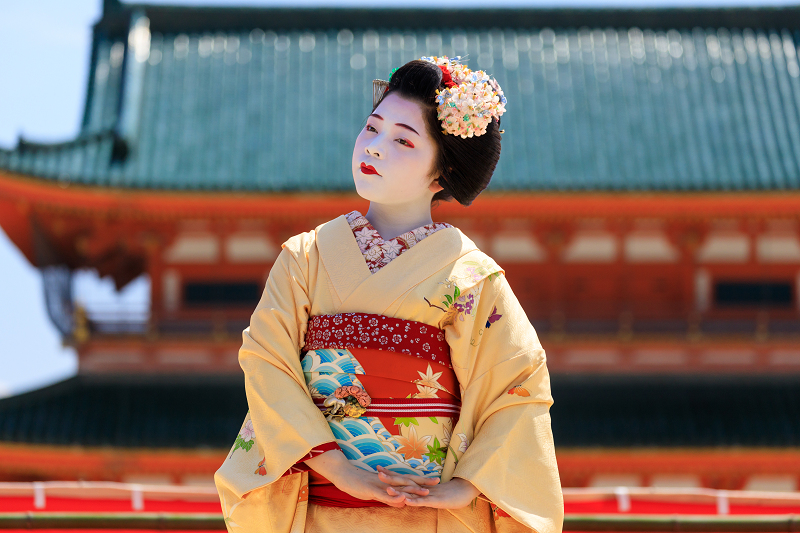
[346,211,452,274]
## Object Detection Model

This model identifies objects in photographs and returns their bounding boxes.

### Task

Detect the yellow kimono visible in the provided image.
[214,214,563,533]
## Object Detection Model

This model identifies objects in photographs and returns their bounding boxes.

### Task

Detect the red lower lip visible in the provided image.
[361,164,379,175]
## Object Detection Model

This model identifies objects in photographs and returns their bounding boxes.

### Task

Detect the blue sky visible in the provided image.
[1,0,797,397]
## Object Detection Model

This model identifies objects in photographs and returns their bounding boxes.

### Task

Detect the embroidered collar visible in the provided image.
[345,211,452,274]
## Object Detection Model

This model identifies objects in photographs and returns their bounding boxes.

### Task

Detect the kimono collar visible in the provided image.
[316,215,479,315]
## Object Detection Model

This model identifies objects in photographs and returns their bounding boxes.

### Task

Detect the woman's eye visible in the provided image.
[364,125,413,147]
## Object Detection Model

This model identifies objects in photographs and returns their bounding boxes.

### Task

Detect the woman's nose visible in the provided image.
[365,144,383,159]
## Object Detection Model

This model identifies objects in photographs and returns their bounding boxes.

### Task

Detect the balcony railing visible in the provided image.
[1,482,799,531]
[66,301,800,343]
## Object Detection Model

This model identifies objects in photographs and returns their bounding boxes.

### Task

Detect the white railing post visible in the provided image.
[131,484,144,511]
[716,490,729,515]
[615,486,631,512]
[33,482,45,509]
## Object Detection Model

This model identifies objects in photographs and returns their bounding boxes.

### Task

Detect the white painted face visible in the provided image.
[351,92,440,206]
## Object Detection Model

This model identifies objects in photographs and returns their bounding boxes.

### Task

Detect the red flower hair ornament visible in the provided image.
[439,64,457,88]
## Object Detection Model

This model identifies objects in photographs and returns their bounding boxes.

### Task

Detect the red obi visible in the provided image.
[305,313,452,367]
[298,313,459,508]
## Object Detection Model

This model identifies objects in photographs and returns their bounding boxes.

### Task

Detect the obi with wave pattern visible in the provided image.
[301,313,461,507]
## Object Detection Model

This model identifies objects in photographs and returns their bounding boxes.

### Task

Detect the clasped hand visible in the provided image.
[304,451,479,509]
[376,465,480,509]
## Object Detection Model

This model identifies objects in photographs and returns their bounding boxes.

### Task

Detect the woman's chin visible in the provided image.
[352,177,379,202]
[354,190,393,206]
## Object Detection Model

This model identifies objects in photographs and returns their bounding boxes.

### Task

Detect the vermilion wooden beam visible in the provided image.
[1,443,798,486]
[3,170,800,222]
[556,448,800,473]
[0,443,223,482]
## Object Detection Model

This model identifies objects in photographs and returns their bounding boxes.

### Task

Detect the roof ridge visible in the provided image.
[95,3,800,37]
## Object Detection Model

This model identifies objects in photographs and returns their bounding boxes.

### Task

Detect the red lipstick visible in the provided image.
[361,162,380,175]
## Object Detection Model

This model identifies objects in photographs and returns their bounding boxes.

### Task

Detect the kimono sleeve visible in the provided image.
[238,240,336,484]
[448,274,564,533]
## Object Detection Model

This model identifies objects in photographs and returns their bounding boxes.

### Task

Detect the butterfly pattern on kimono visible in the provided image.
[485,306,502,328]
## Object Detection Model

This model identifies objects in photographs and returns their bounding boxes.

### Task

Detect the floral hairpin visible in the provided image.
[420,55,506,138]
[372,56,507,138]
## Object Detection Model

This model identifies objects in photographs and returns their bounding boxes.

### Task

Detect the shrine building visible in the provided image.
[0,0,799,489]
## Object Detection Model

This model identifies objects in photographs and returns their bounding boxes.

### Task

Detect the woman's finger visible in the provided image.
[388,486,423,500]
[403,493,445,508]
[385,499,407,508]
[387,484,430,496]
[375,487,407,506]
[377,470,416,487]
[377,469,420,487]
[377,466,440,486]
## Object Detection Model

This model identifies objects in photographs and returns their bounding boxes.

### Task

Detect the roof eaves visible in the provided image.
[12,130,120,153]
[0,130,128,177]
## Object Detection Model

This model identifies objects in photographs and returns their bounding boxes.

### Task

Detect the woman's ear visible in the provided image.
[429,177,444,194]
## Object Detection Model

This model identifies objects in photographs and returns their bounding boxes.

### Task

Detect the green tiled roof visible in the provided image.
[2,2,800,191]
[1,375,799,448]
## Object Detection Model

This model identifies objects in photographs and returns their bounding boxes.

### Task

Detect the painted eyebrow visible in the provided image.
[368,114,420,136]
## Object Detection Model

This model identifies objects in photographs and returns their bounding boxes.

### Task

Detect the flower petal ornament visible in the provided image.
[421,55,507,138]
[372,55,507,138]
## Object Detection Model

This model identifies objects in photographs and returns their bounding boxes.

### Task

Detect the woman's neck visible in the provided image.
[365,202,434,241]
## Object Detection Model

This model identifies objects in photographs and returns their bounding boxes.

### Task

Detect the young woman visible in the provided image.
[215,57,563,533]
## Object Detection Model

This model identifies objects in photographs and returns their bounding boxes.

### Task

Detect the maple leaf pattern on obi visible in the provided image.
[413,386,440,398]
[413,364,450,398]
[424,436,447,465]
[395,425,431,461]
[416,364,444,389]
[394,417,419,427]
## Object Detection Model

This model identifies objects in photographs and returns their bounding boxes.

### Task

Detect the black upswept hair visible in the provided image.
[372,59,502,206]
